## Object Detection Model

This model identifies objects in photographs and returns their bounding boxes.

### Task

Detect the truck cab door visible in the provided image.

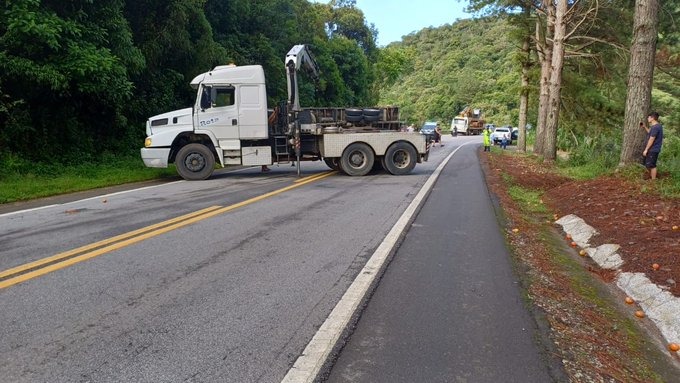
[196,85,239,140]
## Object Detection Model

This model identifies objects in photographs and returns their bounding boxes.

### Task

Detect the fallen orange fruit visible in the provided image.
[625,297,634,304]
[579,249,586,256]
[669,343,680,352]
[635,310,645,318]
[652,263,660,270]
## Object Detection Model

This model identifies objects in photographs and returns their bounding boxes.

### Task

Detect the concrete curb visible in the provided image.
[555,214,680,347]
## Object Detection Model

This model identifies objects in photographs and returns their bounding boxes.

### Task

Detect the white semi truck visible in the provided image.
[141,45,429,180]
[450,107,484,136]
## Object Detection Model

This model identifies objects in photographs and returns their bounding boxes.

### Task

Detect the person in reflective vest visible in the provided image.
[483,128,491,152]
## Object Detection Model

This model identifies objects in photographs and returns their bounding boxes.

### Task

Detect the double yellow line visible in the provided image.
[0,171,336,290]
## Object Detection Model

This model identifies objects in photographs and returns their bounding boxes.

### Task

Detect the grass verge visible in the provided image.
[0,156,176,204]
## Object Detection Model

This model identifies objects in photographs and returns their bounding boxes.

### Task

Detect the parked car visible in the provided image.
[511,127,518,141]
[420,121,437,135]
[490,126,512,144]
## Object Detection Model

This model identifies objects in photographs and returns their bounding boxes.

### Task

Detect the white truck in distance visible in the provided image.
[141,45,429,180]
[450,107,484,136]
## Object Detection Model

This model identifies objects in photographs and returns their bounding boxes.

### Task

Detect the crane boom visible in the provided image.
[285,44,320,112]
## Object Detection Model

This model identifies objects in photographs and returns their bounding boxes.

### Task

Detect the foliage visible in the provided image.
[659,132,680,180]
[1,0,678,198]
[376,17,518,125]
[0,0,378,168]
[0,0,144,162]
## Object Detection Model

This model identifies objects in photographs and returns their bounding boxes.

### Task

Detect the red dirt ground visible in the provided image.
[481,149,680,382]
[499,154,680,296]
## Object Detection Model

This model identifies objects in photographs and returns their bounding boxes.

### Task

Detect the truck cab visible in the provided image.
[142,65,273,180]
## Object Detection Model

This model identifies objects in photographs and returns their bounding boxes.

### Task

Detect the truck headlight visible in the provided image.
[144,137,152,147]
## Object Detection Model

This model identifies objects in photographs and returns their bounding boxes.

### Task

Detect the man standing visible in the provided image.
[500,133,508,149]
[641,111,664,180]
[435,124,443,147]
[482,127,491,152]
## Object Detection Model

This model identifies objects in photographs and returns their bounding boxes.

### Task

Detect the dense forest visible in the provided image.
[376,3,678,164]
[1,0,678,170]
[0,0,379,165]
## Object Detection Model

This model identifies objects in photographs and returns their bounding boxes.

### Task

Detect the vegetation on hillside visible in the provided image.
[373,2,678,181]
[0,0,378,167]
[0,0,678,199]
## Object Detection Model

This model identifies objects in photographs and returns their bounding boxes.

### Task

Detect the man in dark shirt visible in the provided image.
[641,111,664,180]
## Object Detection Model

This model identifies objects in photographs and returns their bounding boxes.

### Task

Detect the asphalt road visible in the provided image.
[0,135,557,382]
[324,141,557,382]
[0,139,447,382]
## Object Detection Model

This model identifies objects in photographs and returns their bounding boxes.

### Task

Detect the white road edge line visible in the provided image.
[0,181,184,218]
[281,142,475,383]
[0,166,264,218]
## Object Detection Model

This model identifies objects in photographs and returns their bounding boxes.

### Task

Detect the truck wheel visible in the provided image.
[383,142,417,175]
[324,157,340,171]
[176,143,215,180]
[340,143,374,176]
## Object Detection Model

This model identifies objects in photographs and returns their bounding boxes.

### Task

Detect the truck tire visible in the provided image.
[362,108,381,122]
[345,108,363,116]
[340,143,374,176]
[176,143,215,180]
[345,108,363,123]
[324,157,340,171]
[383,142,417,175]
[346,114,363,123]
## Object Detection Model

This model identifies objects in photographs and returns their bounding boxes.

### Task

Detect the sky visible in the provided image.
[317,1,472,46]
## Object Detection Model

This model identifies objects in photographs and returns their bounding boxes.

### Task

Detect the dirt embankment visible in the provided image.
[481,150,680,382]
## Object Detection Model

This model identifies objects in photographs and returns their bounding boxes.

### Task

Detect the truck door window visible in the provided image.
[212,86,235,108]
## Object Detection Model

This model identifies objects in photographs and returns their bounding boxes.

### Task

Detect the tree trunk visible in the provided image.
[518,34,531,153]
[542,0,567,161]
[619,0,660,166]
[533,1,554,156]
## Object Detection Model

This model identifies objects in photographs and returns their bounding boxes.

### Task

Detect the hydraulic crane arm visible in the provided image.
[285,44,320,112]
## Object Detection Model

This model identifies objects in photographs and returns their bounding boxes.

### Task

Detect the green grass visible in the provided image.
[555,159,616,180]
[0,156,177,204]
[506,185,550,215]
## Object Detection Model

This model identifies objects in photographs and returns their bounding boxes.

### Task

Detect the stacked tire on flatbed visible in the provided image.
[312,106,426,177]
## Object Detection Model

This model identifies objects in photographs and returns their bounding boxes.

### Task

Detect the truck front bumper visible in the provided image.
[141,148,171,168]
